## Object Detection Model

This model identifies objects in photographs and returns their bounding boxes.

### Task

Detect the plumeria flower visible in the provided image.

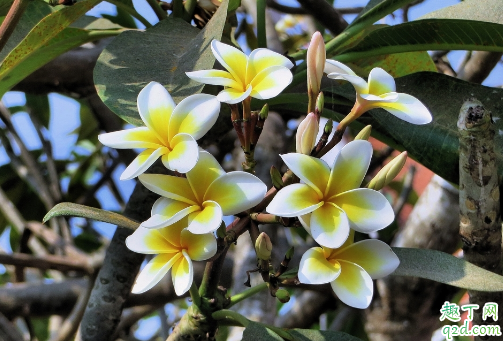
[266,140,394,248]
[126,217,217,295]
[298,232,399,309]
[186,40,294,104]
[138,150,267,234]
[98,81,220,179]
[324,60,432,126]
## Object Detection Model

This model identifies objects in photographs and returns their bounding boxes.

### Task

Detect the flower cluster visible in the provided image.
[98,33,431,308]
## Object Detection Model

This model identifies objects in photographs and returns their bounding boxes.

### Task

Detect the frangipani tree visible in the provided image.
[2,0,503,340]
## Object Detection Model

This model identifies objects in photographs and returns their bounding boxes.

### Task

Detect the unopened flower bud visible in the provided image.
[275,289,291,303]
[285,246,294,260]
[270,166,284,189]
[367,151,408,191]
[259,104,269,120]
[296,113,319,155]
[354,125,372,141]
[315,92,324,117]
[255,232,272,261]
[324,118,333,135]
[307,31,326,100]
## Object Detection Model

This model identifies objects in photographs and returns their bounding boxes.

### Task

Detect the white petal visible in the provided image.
[137,82,174,145]
[182,229,218,261]
[141,198,199,229]
[172,250,193,296]
[205,171,267,215]
[266,184,322,217]
[249,66,293,100]
[377,93,432,125]
[211,40,247,85]
[120,147,167,180]
[161,133,199,173]
[333,188,394,233]
[280,153,330,198]
[187,150,225,202]
[310,203,350,248]
[334,240,399,279]
[168,94,220,141]
[325,140,372,198]
[298,247,341,284]
[324,59,357,77]
[217,86,252,104]
[131,253,181,294]
[330,261,373,309]
[98,127,162,149]
[185,69,241,88]
[138,174,198,205]
[247,48,294,84]
[187,201,223,234]
[126,226,178,254]
[367,67,396,95]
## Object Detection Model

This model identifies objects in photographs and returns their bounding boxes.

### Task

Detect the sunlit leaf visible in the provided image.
[0,0,115,96]
[393,248,503,291]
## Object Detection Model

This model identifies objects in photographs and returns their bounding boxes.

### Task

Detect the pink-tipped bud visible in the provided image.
[307,31,326,98]
[296,113,319,155]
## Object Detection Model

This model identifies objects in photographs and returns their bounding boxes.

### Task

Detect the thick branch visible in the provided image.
[457,51,502,84]
[458,98,503,336]
[77,180,159,341]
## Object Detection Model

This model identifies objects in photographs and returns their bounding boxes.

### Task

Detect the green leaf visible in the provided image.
[242,322,283,341]
[290,329,364,341]
[0,0,13,16]
[393,248,503,292]
[419,0,503,24]
[337,19,503,63]
[323,71,503,184]
[351,51,436,78]
[0,0,116,96]
[44,202,140,230]
[25,94,50,128]
[349,0,416,29]
[94,0,229,126]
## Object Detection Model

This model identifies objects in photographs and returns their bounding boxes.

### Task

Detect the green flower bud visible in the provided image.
[324,119,333,134]
[367,151,408,191]
[255,232,272,261]
[315,92,324,116]
[259,104,269,120]
[275,289,291,303]
[354,125,372,141]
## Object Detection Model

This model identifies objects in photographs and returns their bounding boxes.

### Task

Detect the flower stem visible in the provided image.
[229,282,268,307]
[0,0,29,54]
[189,282,201,307]
[145,0,168,20]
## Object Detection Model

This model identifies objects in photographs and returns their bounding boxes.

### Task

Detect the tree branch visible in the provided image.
[295,0,348,35]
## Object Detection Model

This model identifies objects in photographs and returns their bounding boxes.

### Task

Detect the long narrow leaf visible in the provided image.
[338,19,503,63]
[44,202,140,230]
